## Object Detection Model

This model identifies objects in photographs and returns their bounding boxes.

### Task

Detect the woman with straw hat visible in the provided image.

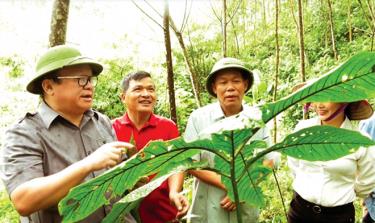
[287,89,375,223]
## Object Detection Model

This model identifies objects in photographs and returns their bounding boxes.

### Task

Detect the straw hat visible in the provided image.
[292,82,373,120]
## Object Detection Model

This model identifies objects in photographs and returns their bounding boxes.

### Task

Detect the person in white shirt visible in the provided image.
[288,99,375,223]
[184,57,279,223]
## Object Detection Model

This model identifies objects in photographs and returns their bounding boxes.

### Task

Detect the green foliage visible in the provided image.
[59,135,205,222]
[0,188,19,223]
[0,56,24,78]
[60,52,375,222]
[275,125,374,160]
[261,51,375,123]
[93,59,133,119]
[102,160,207,222]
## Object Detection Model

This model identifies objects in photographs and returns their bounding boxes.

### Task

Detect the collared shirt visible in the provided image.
[360,114,375,139]
[112,113,179,223]
[288,117,375,207]
[184,102,270,223]
[0,101,116,223]
[360,114,375,220]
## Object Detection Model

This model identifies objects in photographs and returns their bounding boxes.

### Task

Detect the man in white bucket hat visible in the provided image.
[184,57,276,223]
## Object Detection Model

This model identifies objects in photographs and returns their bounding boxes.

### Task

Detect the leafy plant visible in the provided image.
[59,51,375,223]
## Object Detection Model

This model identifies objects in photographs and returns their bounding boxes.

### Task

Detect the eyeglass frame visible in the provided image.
[55,75,98,87]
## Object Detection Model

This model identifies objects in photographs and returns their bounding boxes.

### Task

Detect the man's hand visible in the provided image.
[220,195,236,212]
[169,191,190,218]
[83,141,135,172]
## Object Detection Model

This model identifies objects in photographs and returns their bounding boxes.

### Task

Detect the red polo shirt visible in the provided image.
[112,113,179,223]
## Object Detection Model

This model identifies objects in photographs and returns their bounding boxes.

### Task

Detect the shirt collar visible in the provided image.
[212,102,226,122]
[121,112,158,128]
[39,101,60,128]
[212,101,250,121]
[315,116,353,129]
[39,101,97,129]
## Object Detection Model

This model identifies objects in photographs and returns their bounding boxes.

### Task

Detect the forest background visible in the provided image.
[1,0,375,222]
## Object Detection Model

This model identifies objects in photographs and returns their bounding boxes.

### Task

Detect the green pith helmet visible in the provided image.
[206,57,253,97]
[26,45,103,94]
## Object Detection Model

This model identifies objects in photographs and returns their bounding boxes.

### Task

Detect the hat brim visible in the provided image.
[26,57,103,94]
[347,100,374,120]
[206,66,253,97]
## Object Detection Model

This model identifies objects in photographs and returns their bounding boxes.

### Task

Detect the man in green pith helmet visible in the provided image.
[184,57,279,223]
[0,45,136,223]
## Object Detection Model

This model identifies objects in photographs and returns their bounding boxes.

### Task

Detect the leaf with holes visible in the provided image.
[275,125,375,160]
[261,51,375,123]
[102,159,208,223]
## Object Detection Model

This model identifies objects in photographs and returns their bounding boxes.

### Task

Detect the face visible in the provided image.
[312,102,345,123]
[121,77,156,115]
[43,64,95,116]
[212,70,248,116]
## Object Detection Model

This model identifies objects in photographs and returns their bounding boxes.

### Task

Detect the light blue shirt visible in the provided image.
[184,102,271,223]
[360,114,375,220]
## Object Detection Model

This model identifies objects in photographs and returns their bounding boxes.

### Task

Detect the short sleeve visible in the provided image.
[167,120,179,140]
[183,113,201,161]
[1,124,44,194]
[355,146,375,198]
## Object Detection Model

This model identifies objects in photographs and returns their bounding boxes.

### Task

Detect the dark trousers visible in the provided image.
[363,213,375,223]
[287,192,355,223]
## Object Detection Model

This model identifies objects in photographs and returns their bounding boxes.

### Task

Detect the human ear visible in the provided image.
[212,83,217,95]
[120,92,126,103]
[41,79,54,96]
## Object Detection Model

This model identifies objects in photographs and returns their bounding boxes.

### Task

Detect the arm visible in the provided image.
[188,170,225,190]
[355,146,375,198]
[188,170,236,211]
[168,172,189,218]
[10,141,133,216]
[167,121,189,217]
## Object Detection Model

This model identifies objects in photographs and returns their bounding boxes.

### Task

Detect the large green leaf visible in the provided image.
[277,125,375,160]
[244,126,375,167]
[215,139,270,208]
[103,159,208,223]
[59,119,375,222]
[261,51,375,123]
[59,131,245,223]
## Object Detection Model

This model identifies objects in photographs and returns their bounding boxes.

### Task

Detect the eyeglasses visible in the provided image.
[56,76,98,87]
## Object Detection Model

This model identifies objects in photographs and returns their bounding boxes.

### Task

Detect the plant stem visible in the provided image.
[272,168,287,220]
[230,132,243,223]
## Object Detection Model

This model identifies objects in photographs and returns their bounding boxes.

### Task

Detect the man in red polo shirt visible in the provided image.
[112,71,189,223]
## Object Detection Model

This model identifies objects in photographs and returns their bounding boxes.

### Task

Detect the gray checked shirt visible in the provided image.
[1,101,116,223]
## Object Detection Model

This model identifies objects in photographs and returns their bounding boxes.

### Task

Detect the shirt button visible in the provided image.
[87,151,92,155]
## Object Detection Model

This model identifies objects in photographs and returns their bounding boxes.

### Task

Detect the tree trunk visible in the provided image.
[297,0,306,83]
[262,0,266,28]
[327,0,338,60]
[169,18,202,107]
[49,0,70,47]
[358,0,375,50]
[347,0,352,42]
[163,0,177,124]
[231,19,240,57]
[297,0,307,119]
[366,0,375,50]
[222,0,227,57]
[273,0,280,144]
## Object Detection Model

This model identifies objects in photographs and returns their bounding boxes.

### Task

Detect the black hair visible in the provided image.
[39,71,60,96]
[121,71,152,92]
